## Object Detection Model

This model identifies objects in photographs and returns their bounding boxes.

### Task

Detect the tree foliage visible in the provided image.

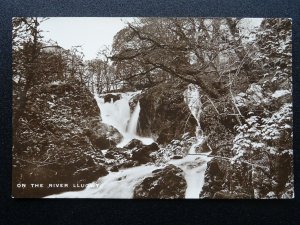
[111,18,257,96]
[13,17,86,141]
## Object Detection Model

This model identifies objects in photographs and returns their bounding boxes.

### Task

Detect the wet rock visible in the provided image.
[104,151,115,159]
[200,158,226,199]
[124,139,144,150]
[84,119,123,146]
[121,160,138,169]
[74,165,108,184]
[195,141,210,153]
[103,93,121,103]
[152,137,194,164]
[110,165,119,172]
[131,142,159,164]
[138,83,197,144]
[128,94,141,113]
[133,165,187,199]
[88,134,115,150]
[104,148,130,161]
[171,155,183,159]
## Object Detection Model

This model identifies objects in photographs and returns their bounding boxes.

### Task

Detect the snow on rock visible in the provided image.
[271,89,290,99]
[133,165,187,199]
[235,92,247,107]
[246,83,265,104]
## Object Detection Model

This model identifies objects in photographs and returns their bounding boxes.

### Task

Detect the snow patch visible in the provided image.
[272,90,290,99]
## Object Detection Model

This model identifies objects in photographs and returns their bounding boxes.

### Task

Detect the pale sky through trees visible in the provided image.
[40,17,133,60]
[40,17,262,60]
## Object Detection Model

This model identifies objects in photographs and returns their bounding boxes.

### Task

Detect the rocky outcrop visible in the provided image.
[103,141,160,171]
[131,142,159,164]
[138,83,197,144]
[123,139,144,150]
[200,158,254,199]
[12,80,115,198]
[199,99,236,157]
[103,93,121,103]
[133,165,187,199]
[104,147,137,170]
[151,133,196,163]
[83,121,123,149]
[200,147,294,199]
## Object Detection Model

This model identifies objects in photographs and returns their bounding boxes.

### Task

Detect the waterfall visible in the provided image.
[48,87,211,199]
[127,101,140,135]
[183,84,204,154]
[184,83,202,138]
[94,91,153,147]
[174,83,211,198]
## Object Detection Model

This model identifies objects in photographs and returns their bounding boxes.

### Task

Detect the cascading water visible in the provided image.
[47,86,211,199]
[47,164,162,198]
[127,101,140,134]
[94,91,153,147]
[174,83,211,198]
[183,83,203,153]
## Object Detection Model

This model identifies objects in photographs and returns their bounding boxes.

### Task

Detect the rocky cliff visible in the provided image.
[12,80,121,197]
[138,83,198,144]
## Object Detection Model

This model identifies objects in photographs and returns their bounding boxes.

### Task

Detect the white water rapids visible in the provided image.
[47,85,211,199]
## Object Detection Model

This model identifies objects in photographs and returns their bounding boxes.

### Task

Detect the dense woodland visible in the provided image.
[12,17,293,198]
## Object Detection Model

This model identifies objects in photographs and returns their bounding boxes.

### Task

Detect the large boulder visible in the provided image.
[133,165,187,199]
[73,165,108,184]
[151,133,196,163]
[200,158,227,199]
[103,147,139,171]
[103,141,160,171]
[200,157,258,199]
[131,142,159,164]
[12,80,112,197]
[138,83,197,144]
[123,139,144,150]
[83,120,123,150]
[200,149,294,199]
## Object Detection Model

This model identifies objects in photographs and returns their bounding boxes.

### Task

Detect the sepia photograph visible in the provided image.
[12,17,293,199]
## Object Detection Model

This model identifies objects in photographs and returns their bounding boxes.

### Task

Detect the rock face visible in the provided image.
[199,99,236,157]
[103,141,161,171]
[151,133,196,164]
[131,142,159,164]
[138,83,197,144]
[104,147,137,170]
[12,80,115,198]
[123,139,144,150]
[83,121,123,149]
[200,148,293,199]
[133,165,187,199]
[103,93,121,103]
